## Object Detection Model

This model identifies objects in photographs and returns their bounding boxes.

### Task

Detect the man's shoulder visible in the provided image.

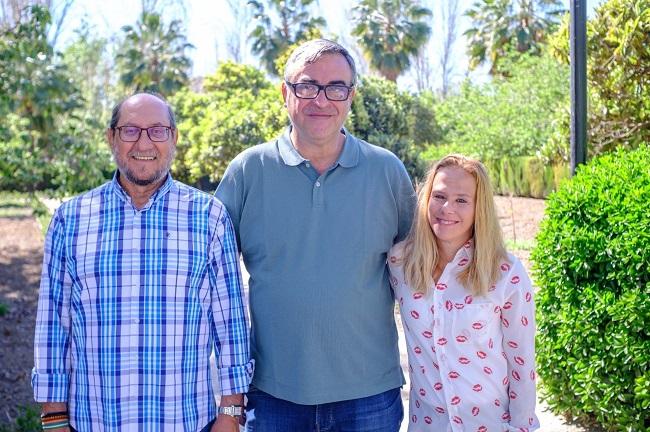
[352,134,403,165]
[56,181,113,214]
[171,180,225,209]
[231,139,279,165]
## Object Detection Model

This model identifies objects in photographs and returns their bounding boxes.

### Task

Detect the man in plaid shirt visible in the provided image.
[32,93,253,432]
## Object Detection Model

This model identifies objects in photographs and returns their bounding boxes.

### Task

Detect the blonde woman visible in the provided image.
[388,155,539,432]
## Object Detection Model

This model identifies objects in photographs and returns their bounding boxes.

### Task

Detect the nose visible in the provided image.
[440,200,454,211]
[313,89,330,106]
[134,130,155,147]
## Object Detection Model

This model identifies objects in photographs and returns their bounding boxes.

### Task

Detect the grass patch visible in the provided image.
[506,238,536,252]
[0,192,32,217]
[0,191,54,235]
[0,404,41,432]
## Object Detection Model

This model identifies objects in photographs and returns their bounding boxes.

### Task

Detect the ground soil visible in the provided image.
[0,196,582,429]
[0,210,44,424]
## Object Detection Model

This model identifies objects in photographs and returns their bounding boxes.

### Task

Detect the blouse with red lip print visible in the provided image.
[388,239,540,432]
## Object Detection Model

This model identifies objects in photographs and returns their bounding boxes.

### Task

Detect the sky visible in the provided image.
[55,0,602,92]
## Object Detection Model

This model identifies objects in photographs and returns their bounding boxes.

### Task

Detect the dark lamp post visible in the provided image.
[570,0,588,175]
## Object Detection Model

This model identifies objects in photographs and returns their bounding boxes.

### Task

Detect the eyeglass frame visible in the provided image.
[284,80,355,101]
[112,125,174,142]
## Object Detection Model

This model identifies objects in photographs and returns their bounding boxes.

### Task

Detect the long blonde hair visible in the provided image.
[401,154,508,296]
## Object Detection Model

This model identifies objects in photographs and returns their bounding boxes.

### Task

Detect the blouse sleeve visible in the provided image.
[500,257,540,431]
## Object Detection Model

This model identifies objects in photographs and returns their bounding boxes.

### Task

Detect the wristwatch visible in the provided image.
[218,405,243,417]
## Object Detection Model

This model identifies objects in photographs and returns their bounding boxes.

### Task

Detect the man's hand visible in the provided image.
[211,413,240,432]
[211,393,244,432]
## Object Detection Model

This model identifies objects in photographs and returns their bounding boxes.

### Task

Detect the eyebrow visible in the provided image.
[299,78,350,86]
[432,190,472,197]
[118,121,167,127]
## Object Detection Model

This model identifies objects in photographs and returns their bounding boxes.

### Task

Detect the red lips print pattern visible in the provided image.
[387,243,539,431]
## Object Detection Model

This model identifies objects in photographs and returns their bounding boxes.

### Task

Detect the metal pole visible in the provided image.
[570,0,588,175]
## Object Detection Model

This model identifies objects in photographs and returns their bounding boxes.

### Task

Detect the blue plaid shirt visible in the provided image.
[32,174,253,431]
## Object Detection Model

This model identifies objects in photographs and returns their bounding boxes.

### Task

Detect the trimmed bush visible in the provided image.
[531,145,650,431]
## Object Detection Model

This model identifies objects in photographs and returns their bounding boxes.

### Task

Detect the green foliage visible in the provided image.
[531,145,650,431]
[464,0,564,74]
[349,76,438,181]
[433,51,569,161]
[352,0,432,82]
[549,0,650,157]
[248,0,326,76]
[116,12,193,96]
[171,62,286,185]
[420,153,567,198]
[484,156,567,198]
[0,404,40,432]
[0,5,110,194]
[273,27,323,78]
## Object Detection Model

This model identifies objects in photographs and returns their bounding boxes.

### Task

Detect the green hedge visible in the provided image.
[531,145,650,431]
[422,148,568,198]
[483,157,568,198]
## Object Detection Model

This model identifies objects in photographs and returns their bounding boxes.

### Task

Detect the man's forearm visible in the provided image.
[220,393,244,407]
[41,401,68,414]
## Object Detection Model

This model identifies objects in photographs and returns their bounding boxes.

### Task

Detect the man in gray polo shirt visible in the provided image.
[216,39,415,431]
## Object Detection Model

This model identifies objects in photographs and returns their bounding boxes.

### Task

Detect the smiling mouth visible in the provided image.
[132,155,156,161]
[437,218,458,225]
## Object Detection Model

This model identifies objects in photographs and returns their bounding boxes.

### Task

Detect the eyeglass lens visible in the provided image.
[118,126,170,142]
[293,83,350,101]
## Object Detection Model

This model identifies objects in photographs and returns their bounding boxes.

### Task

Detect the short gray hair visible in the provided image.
[284,39,357,86]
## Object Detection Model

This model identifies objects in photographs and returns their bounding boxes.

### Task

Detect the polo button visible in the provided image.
[315,181,321,187]
[306,162,311,167]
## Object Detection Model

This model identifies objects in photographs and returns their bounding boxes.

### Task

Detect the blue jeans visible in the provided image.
[245,387,403,432]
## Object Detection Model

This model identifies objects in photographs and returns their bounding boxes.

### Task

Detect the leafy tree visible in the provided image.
[58,22,115,192]
[548,0,650,156]
[0,5,83,191]
[61,21,113,117]
[432,51,569,160]
[171,62,286,185]
[351,0,432,82]
[464,0,564,74]
[273,27,323,77]
[349,75,439,180]
[115,12,193,96]
[248,0,326,76]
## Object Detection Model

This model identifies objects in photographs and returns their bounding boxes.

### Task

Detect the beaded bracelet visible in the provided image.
[41,411,70,430]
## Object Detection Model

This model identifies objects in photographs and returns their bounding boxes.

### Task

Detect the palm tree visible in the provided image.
[115,12,194,95]
[248,0,326,76]
[464,0,564,74]
[352,0,432,82]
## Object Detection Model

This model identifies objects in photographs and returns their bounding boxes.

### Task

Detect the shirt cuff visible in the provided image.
[217,359,255,396]
[32,369,69,402]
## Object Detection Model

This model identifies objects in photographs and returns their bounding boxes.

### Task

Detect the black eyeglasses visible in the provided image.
[114,126,173,142]
[285,81,354,101]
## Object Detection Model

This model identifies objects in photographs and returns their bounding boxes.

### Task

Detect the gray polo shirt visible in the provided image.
[216,127,415,404]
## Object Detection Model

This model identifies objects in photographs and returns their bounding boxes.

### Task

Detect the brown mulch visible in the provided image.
[0,196,547,425]
[0,212,43,424]
[493,195,547,270]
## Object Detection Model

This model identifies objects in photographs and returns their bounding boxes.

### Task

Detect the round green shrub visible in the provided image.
[531,145,650,431]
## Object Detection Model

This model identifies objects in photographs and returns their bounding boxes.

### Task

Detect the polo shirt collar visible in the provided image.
[278,126,360,168]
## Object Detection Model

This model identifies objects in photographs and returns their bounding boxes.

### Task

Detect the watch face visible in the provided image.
[219,405,243,416]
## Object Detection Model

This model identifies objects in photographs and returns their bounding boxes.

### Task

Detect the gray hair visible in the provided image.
[109,92,176,129]
[283,39,357,86]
